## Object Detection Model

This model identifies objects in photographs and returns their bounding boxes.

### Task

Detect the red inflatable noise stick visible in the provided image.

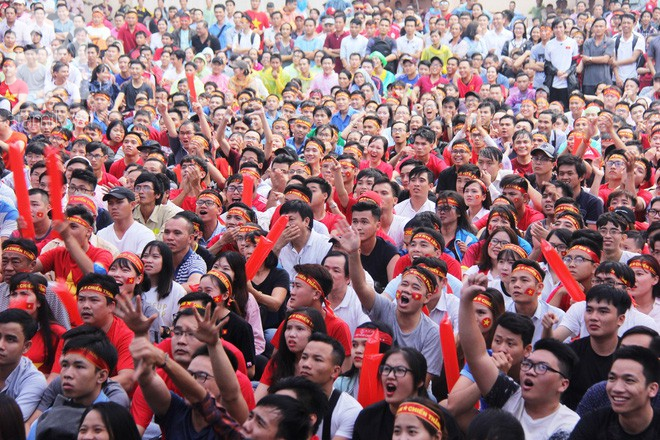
[186,72,197,103]
[245,215,289,280]
[440,316,460,392]
[45,147,64,222]
[241,175,254,207]
[357,330,384,407]
[52,278,83,327]
[9,296,35,311]
[8,145,35,240]
[541,240,586,302]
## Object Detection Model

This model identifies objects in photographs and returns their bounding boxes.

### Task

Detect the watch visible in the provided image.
[158,353,169,369]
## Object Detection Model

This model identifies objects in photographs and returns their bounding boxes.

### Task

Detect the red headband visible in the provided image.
[353,328,393,345]
[65,348,109,371]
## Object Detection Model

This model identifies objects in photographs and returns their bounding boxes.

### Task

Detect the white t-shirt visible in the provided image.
[614,32,645,80]
[545,36,579,89]
[559,301,660,338]
[143,282,186,328]
[332,286,370,335]
[315,391,362,439]
[96,221,156,255]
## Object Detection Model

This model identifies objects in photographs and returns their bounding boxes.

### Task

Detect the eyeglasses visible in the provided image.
[226,185,243,192]
[86,153,105,160]
[520,359,566,378]
[490,238,511,246]
[550,243,568,254]
[592,277,627,289]
[172,329,196,339]
[188,370,214,383]
[379,365,413,378]
[196,199,218,207]
[606,160,626,168]
[436,205,455,213]
[562,255,594,265]
[134,185,154,193]
[531,155,552,163]
[68,184,93,195]
[598,228,622,237]
[648,209,660,217]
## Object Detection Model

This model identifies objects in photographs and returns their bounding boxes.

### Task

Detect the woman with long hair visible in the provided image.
[462,22,487,58]
[240,228,289,342]
[465,226,520,283]
[89,64,120,103]
[78,402,141,440]
[501,21,532,69]
[254,308,326,402]
[436,191,478,262]
[353,347,459,439]
[198,268,257,377]
[334,321,394,399]
[140,241,186,329]
[463,179,491,223]
[212,251,266,356]
[492,244,528,301]
[9,273,65,374]
[360,135,394,178]
[628,255,660,324]
[108,252,163,343]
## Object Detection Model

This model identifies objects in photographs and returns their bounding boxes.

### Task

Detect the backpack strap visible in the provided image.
[321,389,342,440]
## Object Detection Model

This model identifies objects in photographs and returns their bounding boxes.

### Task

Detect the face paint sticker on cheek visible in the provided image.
[127,277,135,284]
[524,288,536,297]
[411,293,423,301]
[481,317,492,329]
[36,212,44,218]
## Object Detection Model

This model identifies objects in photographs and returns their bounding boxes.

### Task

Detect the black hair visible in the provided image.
[255,394,312,440]
[322,250,349,278]
[596,211,628,231]
[467,408,525,440]
[533,338,579,378]
[268,376,329,433]
[0,394,25,440]
[134,172,164,204]
[61,325,119,373]
[381,347,428,397]
[293,264,333,299]
[628,255,660,298]
[139,241,175,301]
[613,345,660,385]
[595,261,636,290]
[280,200,315,231]
[496,312,535,347]
[77,273,119,304]
[216,251,249,317]
[557,154,587,178]
[272,308,326,383]
[307,332,346,367]
[585,284,632,315]
[79,402,141,440]
[0,308,37,341]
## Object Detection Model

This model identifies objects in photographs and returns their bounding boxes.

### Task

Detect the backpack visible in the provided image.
[614,34,646,69]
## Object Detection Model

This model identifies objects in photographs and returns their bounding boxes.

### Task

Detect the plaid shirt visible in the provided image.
[193,392,245,440]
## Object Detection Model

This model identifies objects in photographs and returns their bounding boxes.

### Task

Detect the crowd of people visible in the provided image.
[0,0,659,439]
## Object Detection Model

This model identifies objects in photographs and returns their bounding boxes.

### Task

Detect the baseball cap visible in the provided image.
[531,142,556,159]
[103,187,136,202]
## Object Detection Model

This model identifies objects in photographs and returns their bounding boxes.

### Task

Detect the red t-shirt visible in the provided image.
[518,206,545,232]
[457,74,483,98]
[52,316,135,375]
[0,79,28,109]
[359,160,394,178]
[26,323,66,374]
[271,309,352,356]
[99,170,121,187]
[37,244,113,286]
[109,157,144,179]
[511,158,533,176]
[333,191,357,223]
[396,154,447,180]
[393,252,462,280]
[245,10,269,31]
[318,211,343,234]
[1,131,27,171]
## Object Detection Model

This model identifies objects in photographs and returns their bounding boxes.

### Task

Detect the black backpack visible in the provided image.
[614,34,646,69]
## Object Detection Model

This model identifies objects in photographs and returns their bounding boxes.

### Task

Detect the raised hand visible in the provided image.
[192,304,229,346]
[460,273,488,300]
[332,219,360,254]
[115,294,158,338]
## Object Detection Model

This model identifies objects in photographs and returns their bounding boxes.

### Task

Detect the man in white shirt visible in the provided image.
[459,272,581,440]
[323,251,370,335]
[395,16,424,67]
[97,187,156,255]
[612,13,645,87]
[484,12,513,57]
[275,200,333,280]
[340,18,368,70]
[544,17,578,108]
[232,12,260,56]
[393,165,436,219]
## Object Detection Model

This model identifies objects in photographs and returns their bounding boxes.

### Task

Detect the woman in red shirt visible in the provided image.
[9,273,65,374]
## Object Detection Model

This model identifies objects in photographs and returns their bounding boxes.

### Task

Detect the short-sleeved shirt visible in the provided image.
[37,244,113,286]
[484,372,580,439]
[575,189,604,225]
[0,79,28,109]
[96,221,156,254]
[569,407,660,440]
[563,337,617,411]
[119,80,153,112]
[545,36,579,89]
[367,294,442,375]
[614,33,645,80]
[173,249,207,284]
[582,37,615,86]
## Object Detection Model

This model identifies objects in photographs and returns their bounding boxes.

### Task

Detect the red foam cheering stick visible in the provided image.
[241,175,254,207]
[440,316,460,392]
[357,330,384,407]
[541,239,586,302]
[186,72,197,103]
[45,147,64,221]
[245,215,289,280]
[8,145,35,239]
[571,132,583,155]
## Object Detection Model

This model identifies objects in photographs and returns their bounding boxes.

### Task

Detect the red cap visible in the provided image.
[356,190,382,207]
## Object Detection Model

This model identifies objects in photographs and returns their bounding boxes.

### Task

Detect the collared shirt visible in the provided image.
[506,300,565,344]
[174,249,207,284]
[3,356,47,421]
[330,108,357,132]
[332,285,370,335]
[393,198,435,219]
[279,229,333,280]
[200,221,226,247]
[429,291,460,328]
[133,204,182,237]
[340,34,369,62]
